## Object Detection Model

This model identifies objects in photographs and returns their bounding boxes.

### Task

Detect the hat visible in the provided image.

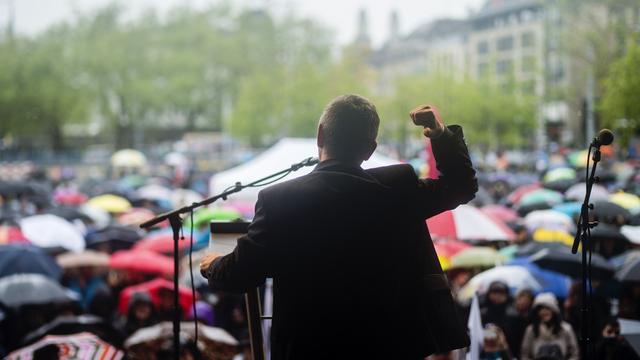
[532,292,560,314]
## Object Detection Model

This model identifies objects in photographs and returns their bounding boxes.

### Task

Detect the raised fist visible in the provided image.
[410,105,445,139]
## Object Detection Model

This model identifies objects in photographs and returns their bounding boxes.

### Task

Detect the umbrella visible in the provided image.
[532,229,575,247]
[481,204,520,223]
[565,183,609,202]
[450,246,506,269]
[133,233,192,255]
[592,200,631,225]
[87,194,132,214]
[109,250,174,276]
[119,174,147,189]
[136,184,173,202]
[19,214,85,252]
[0,273,75,308]
[7,332,124,360]
[567,150,589,167]
[616,257,640,282]
[53,188,88,206]
[46,206,93,224]
[543,167,576,184]
[116,208,157,227]
[0,244,62,279]
[610,192,640,212]
[498,244,519,260]
[524,210,576,233]
[118,278,195,316]
[125,321,237,360]
[171,189,204,208]
[85,225,142,252]
[619,318,640,356]
[111,149,147,168]
[552,202,582,218]
[79,204,111,230]
[433,240,472,258]
[186,207,243,229]
[468,186,494,207]
[530,247,614,280]
[506,183,541,206]
[56,250,110,269]
[0,225,30,244]
[514,241,568,257]
[609,250,640,270]
[516,202,555,217]
[621,225,640,245]
[426,204,516,241]
[507,257,572,298]
[518,189,564,207]
[20,315,124,349]
[457,265,542,301]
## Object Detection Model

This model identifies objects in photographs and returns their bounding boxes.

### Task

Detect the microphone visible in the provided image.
[592,129,614,147]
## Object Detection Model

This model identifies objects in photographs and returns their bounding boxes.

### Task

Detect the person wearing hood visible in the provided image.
[480,281,512,331]
[121,291,157,336]
[520,292,579,360]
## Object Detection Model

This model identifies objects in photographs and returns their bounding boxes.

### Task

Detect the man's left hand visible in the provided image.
[200,252,224,278]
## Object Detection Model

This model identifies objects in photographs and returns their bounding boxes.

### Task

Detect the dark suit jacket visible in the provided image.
[206,125,477,359]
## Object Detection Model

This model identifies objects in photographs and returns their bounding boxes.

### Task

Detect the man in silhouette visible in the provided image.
[201,94,477,359]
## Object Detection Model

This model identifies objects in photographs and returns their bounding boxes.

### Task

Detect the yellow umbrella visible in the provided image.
[87,194,132,213]
[439,255,451,271]
[111,149,147,168]
[609,192,640,211]
[533,228,574,247]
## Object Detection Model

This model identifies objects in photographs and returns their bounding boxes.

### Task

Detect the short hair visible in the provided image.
[319,94,380,161]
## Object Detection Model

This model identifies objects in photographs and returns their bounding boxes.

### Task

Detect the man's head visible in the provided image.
[317,94,379,164]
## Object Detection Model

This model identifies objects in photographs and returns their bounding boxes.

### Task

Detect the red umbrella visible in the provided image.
[481,205,520,223]
[434,240,472,259]
[119,278,196,316]
[53,188,88,206]
[109,250,174,276]
[427,205,516,242]
[0,226,30,244]
[133,233,191,254]
[506,183,541,205]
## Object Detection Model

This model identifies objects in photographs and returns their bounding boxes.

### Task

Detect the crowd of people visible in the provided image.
[0,144,639,359]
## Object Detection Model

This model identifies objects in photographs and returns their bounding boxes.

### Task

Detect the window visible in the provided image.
[522,32,535,47]
[496,59,513,75]
[477,41,489,54]
[478,62,489,76]
[497,36,514,51]
[522,56,536,72]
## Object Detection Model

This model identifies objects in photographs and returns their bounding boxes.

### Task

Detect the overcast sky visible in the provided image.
[2,0,486,47]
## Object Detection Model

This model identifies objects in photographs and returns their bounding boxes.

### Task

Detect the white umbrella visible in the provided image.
[427,204,516,242]
[79,204,111,230]
[620,318,640,357]
[458,265,542,301]
[136,184,173,202]
[111,149,147,168]
[524,209,576,233]
[20,214,85,252]
[621,225,640,245]
[565,183,609,202]
[171,189,203,208]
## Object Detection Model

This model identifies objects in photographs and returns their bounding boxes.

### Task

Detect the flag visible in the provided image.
[466,293,484,360]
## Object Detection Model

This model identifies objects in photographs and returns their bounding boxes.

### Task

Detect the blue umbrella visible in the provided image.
[507,257,572,299]
[0,244,62,280]
[552,202,582,218]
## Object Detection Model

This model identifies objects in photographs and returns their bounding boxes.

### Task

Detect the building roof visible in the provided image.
[472,0,541,21]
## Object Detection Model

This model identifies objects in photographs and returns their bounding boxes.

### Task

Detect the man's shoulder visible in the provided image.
[365,163,418,187]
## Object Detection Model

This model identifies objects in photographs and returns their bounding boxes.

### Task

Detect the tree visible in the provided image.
[601,40,640,145]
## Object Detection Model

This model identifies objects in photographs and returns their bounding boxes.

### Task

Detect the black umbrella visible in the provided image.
[543,179,578,193]
[616,257,640,282]
[592,200,631,225]
[46,207,93,224]
[530,247,614,280]
[516,202,554,217]
[21,315,124,348]
[514,241,568,258]
[85,225,142,252]
[0,274,75,309]
[590,224,631,259]
[0,244,62,280]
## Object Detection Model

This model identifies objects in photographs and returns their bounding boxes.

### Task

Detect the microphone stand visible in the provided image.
[571,141,603,360]
[140,157,318,360]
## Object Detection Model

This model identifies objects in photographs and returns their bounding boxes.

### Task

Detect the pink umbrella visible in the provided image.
[481,204,520,223]
[434,240,471,258]
[133,233,191,255]
[427,205,516,242]
[506,183,541,205]
[109,250,174,276]
[53,188,88,206]
[0,226,30,244]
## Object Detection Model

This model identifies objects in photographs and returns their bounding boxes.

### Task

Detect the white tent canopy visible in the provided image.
[209,138,400,205]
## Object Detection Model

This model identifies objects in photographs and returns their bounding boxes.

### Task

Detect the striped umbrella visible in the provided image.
[7,332,123,360]
[427,205,516,242]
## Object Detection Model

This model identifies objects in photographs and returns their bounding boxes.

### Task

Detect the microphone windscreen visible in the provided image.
[598,129,614,146]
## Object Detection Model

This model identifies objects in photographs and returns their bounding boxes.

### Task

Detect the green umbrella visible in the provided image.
[498,244,519,261]
[186,208,242,229]
[543,168,576,184]
[450,246,506,269]
[519,189,564,207]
